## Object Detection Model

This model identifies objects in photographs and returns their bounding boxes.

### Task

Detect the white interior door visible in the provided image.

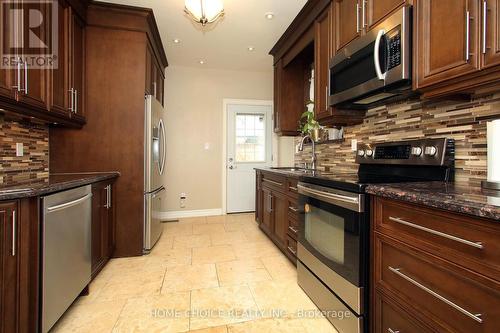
[227,104,273,213]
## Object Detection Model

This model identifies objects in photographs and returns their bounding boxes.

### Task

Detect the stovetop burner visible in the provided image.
[300,138,455,193]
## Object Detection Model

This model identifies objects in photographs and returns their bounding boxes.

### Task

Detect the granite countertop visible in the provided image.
[366,181,500,221]
[0,172,120,201]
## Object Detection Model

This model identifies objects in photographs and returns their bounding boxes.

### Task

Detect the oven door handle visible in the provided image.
[297,184,360,205]
[374,29,386,81]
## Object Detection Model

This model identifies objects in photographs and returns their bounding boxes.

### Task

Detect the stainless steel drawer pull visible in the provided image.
[288,206,299,212]
[12,210,16,256]
[263,178,283,187]
[388,266,483,323]
[287,246,297,256]
[483,1,487,54]
[289,226,298,234]
[389,216,484,249]
[47,193,92,213]
[465,10,471,62]
[288,186,298,192]
[387,329,400,333]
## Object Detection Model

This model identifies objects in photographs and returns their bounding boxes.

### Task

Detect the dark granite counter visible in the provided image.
[0,172,120,201]
[366,182,500,221]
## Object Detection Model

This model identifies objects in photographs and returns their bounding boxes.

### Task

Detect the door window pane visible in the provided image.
[235,113,266,162]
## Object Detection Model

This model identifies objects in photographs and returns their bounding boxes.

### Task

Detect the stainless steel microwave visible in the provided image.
[329,6,413,109]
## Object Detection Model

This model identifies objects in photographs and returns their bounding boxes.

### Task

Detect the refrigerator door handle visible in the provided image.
[158,119,166,175]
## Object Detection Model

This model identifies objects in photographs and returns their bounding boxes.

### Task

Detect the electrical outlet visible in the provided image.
[180,193,187,208]
[16,143,23,157]
[351,139,358,151]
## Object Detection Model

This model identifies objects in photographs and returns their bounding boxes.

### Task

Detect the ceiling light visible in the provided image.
[199,60,205,64]
[248,46,255,51]
[173,39,181,44]
[265,12,274,20]
[185,0,224,26]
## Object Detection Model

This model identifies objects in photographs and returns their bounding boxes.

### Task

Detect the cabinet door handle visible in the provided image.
[268,194,273,212]
[483,1,487,54]
[24,61,28,94]
[13,58,22,92]
[465,10,471,62]
[388,216,484,249]
[356,2,361,32]
[289,226,298,234]
[68,88,74,112]
[287,246,297,256]
[362,0,367,28]
[12,210,17,256]
[388,266,483,323]
[387,329,400,333]
[108,185,112,208]
[325,85,328,109]
[74,89,78,114]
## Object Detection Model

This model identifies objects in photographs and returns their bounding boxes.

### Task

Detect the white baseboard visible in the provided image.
[160,208,223,220]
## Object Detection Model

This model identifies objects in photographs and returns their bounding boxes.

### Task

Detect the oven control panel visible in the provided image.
[356,138,455,166]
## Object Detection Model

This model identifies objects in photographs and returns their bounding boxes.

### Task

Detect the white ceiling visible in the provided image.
[100,0,307,72]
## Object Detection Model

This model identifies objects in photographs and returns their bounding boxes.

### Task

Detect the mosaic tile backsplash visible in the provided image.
[295,93,500,186]
[0,117,49,185]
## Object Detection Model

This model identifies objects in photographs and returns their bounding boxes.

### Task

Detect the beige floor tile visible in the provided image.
[227,318,306,333]
[190,285,259,330]
[112,292,190,333]
[211,231,248,246]
[192,245,236,265]
[51,300,125,333]
[206,215,229,224]
[154,235,174,250]
[164,223,193,237]
[161,264,219,293]
[179,217,207,224]
[232,241,281,259]
[216,259,272,286]
[249,279,317,319]
[188,326,228,333]
[145,247,192,267]
[223,221,254,232]
[193,223,226,235]
[241,227,270,242]
[298,316,339,333]
[95,268,165,302]
[173,234,211,249]
[260,255,297,281]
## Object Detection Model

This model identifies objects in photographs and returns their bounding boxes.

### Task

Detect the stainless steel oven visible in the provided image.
[297,182,369,333]
[329,5,412,109]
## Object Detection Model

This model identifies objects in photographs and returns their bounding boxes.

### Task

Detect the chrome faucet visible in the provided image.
[298,135,317,170]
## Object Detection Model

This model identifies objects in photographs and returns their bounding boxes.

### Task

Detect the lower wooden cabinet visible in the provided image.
[256,170,299,264]
[91,179,116,279]
[0,199,39,333]
[372,196,500,333]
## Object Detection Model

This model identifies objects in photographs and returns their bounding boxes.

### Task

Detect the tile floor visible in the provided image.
[51,213,338,333]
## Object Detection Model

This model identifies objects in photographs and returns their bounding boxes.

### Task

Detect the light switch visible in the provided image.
[351,139,358,151]
[16,143,23,157]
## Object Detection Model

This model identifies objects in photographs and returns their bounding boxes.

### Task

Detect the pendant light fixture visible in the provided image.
[184,0,224,26]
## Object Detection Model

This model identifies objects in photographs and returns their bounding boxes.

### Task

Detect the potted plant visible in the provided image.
[299,100,324,141]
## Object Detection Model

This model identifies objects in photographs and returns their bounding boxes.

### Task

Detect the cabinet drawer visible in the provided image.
[287,197,299,221]
[261,172,286,193]
[286,178,299,198]
[286,234,297,261]
[288,215,299,240]
[373,197,500,281]
[375,234,500,333]
[374,290,433,333]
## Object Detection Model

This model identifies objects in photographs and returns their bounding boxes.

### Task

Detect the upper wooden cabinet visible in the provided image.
[366,0,407,30]
[0,0,86,126]
[146,47,165,105]
[483,0,500,68]
[415,0,480,89]
[334,0,361,52]
[315,5,333,121]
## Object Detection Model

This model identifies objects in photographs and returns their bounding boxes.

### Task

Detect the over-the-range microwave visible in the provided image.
[329,5,414,110]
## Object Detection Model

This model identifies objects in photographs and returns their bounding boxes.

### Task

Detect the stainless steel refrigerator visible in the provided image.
[144,95,166,253]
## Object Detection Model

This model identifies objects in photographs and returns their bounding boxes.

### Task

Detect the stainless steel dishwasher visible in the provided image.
[41,185,92,333]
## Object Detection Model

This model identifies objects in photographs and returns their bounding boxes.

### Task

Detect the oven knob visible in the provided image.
[424,146,438,156]
[357,149,365,157]
[411,147,423,156]
[366,149,374,157]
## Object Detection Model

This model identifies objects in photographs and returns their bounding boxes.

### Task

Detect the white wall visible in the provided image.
[164,65,284,213]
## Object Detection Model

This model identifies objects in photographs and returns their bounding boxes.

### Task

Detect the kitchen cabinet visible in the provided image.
[335,0,361,52]
[371,196,500,333]
[314,4,333,121]
[256,170,299,264]
[91,180,115,279]
[0,0,16,101]
[255,170,263,224]
[415,0,480,90]
[482,0,500,68]
[0,199,39,333]
[0,0,86,126]
[146,46,165,105]
[366,0,407,30]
